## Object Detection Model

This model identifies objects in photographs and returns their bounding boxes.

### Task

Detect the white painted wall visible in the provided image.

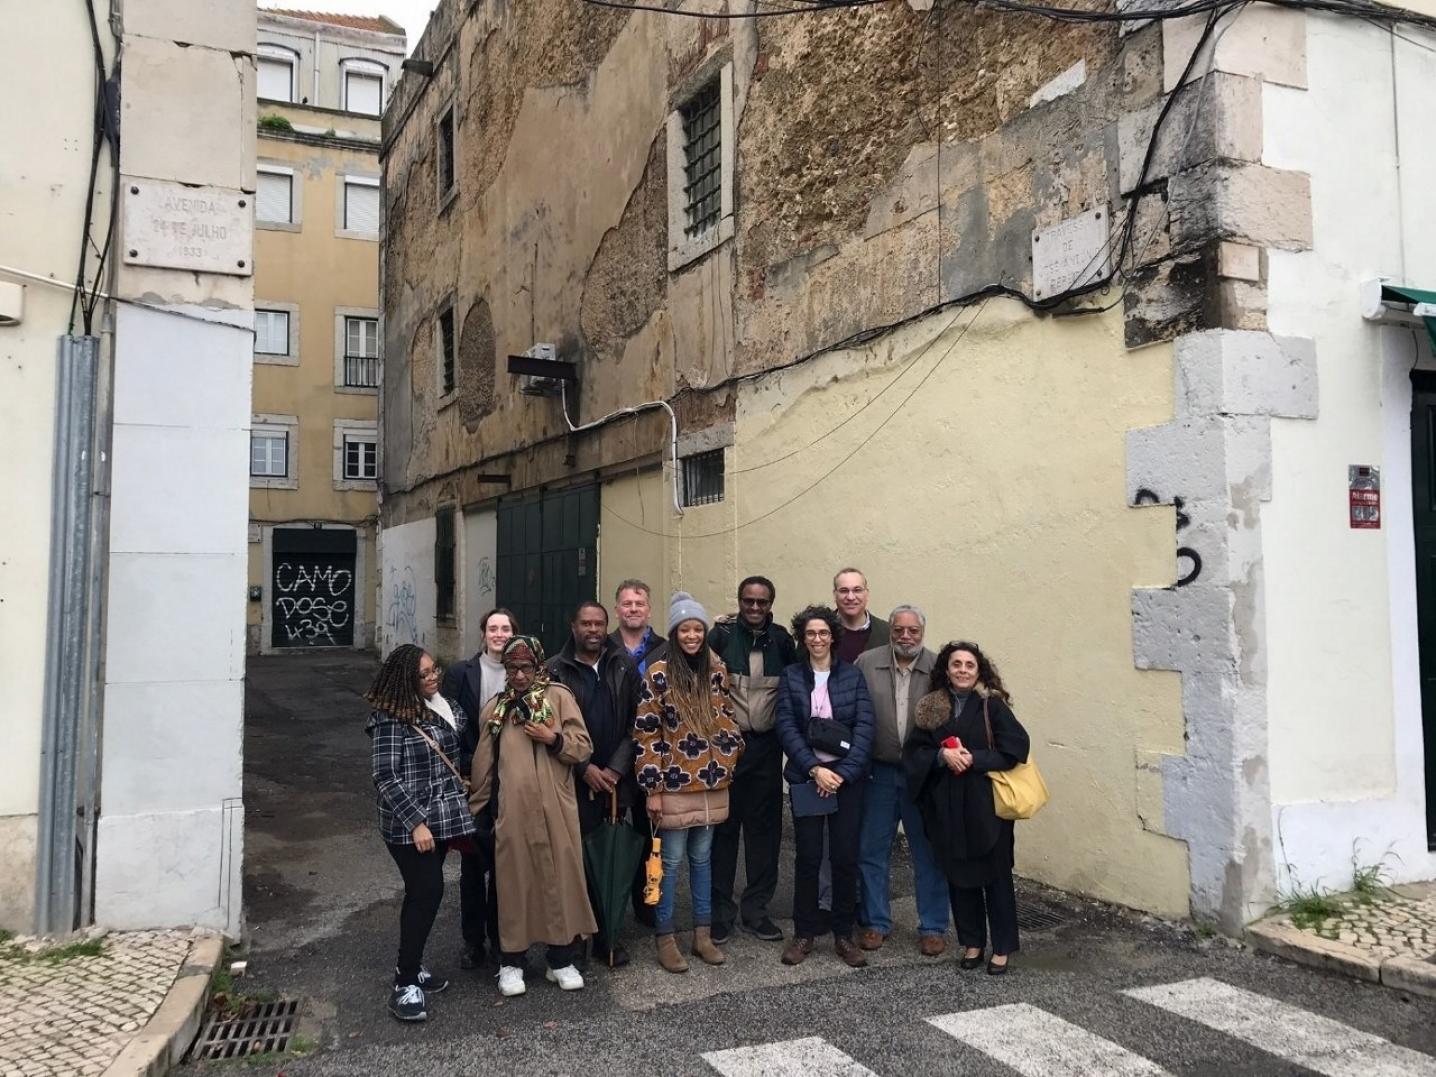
[1262,14,1436,889]
[0,1,99,931]
[378,517,437,655]
[460,509,498,657]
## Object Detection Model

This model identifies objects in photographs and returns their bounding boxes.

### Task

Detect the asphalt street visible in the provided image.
[185,653,1436,1076]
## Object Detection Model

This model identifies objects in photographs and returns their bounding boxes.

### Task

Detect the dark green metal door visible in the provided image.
[1413,372,1436,849]
[496,485,598,656]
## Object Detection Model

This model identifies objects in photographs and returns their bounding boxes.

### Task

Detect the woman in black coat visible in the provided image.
[903,641,1029,975]
[774,604,875,969]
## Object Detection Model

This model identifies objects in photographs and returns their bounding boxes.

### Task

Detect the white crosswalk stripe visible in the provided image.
[1124,977,1436,1077]
[927,1002,1174,1076]
[703,1036,879,1077]
[701,978,1436,1077]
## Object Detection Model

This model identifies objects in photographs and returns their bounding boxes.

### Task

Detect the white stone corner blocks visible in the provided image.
[1127,328,1316,927]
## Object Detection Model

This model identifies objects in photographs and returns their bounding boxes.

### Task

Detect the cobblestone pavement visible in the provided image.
[1302,882,1436,960]
[0,930,196,1077]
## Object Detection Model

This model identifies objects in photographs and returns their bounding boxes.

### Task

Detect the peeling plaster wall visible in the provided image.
[378,517,437,656]
[1260,14,1436,891]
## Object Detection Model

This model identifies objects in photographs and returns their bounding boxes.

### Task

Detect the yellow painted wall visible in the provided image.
[600,298,1192,916]
[248,118,381,649]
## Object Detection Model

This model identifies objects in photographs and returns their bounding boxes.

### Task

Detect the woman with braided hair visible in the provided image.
[468,635,597,997]
[366,644,476,1022]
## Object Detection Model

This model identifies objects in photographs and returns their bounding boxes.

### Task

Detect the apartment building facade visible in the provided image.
[249,9,404,653]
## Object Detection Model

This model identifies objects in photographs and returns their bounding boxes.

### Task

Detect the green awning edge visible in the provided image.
[1381,284,1436,351]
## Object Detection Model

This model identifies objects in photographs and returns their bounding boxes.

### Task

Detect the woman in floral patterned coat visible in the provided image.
[634,592,745,973]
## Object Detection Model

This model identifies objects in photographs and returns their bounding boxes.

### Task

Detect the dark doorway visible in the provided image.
[1412,371,1436,849]
[496,485,598,655]
[271,528,357,648]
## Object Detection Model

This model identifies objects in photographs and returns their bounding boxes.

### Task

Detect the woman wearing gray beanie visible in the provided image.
[633,592,746,972]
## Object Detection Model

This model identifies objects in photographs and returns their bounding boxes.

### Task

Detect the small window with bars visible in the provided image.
[681,449,725,507]
[438,306,456,395]
[437,106,455,202]
[342,435,377,480]
[680,81,722,238]
[435,506,456,621]
[344,316,380,387]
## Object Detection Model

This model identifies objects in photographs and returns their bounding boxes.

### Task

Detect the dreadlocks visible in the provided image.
[664,629,722,739]
[366,644,428,724]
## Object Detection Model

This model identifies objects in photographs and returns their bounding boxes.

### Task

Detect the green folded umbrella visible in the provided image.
[582,792,648,967]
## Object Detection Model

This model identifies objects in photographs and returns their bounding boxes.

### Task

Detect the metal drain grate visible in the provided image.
[189,998,301,1061]
[1016,902,1072,931]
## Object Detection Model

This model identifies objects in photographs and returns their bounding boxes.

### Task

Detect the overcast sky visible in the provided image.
[260,1,437,52]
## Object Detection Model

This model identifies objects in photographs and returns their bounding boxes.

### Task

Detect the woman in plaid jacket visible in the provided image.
[366,644,476,1023]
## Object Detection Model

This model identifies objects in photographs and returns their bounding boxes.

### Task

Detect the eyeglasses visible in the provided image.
[740,596,772,607]
[418,665,442,680]
[803,629,833,640]
[891,625,923,637]
[506,662,537,674]
[834,587,867,597]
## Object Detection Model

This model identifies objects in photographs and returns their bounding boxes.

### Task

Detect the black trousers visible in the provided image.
[711,731,783,928]
[792,779,864,940]
[500,941,578,970]
[459,849,500,955]
[950,870,1020,956]
[386,839,448,985]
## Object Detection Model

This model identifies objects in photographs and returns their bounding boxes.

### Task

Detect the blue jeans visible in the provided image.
[858,761,950,937]
[656,825,714,935]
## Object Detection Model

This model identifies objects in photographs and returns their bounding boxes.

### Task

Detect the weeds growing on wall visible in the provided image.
[0,935,106,965]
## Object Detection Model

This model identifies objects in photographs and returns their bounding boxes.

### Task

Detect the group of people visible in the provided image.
[366,570,1032,1022]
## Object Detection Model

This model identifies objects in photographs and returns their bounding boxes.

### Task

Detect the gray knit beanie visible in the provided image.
[667,591,711,634]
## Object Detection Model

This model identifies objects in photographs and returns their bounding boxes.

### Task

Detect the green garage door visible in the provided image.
[496,485,598,656]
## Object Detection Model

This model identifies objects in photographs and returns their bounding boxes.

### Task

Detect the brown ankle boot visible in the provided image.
[691,926,726,965]
[656,932,689,974]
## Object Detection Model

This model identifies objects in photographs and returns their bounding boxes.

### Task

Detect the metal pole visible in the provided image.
[35,335,99,934]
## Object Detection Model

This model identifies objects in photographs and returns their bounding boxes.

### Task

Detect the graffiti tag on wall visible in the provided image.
[1135,488,1203,587]
[476,555,495,604]
[274,560,354,645]
[385,564,420,646]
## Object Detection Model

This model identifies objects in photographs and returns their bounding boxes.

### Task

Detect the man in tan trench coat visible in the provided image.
[470,635,597,997]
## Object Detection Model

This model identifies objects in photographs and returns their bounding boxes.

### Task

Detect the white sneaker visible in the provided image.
[497,965,526,997]
[545,964,584,991]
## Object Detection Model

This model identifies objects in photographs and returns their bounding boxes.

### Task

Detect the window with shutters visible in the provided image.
[257,46,297,102]
[251,413,298,489]
[340,177,380,237]
[666,63,735,271]
[343,316,380,387]
[435,506,456,622]
[436,104,456,209]
[256,166,297,228]
[254,310,289,355]
[343,68,384,116]
[438,303,456,397]
[333,419,378,488]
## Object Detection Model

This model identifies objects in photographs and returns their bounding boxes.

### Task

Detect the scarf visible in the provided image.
[489,635,554,737]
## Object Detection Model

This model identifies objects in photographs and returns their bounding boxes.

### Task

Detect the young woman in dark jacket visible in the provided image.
[903,641,1030,975]
[774,604,875,968]
[366,644,477,1021]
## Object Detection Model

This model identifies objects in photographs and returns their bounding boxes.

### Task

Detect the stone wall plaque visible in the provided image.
[122,179,253,276]
[1032,207,1110,300]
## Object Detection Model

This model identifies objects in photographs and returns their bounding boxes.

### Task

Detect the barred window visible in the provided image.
[438,306,456,395]
[435,506,456,621]
[344,316,380,388]
[680,81,721,238]
[681,449,724,507]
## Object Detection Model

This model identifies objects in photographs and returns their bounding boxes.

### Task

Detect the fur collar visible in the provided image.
[914,684,990,731]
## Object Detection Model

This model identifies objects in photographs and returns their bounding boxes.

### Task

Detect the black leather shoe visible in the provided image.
[743,917,784,942]
[987,956,1009,976]
[711,922,731,945]
[959,951,985,971]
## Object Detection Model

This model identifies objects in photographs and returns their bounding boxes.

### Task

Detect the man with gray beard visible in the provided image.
[853,605,949,956]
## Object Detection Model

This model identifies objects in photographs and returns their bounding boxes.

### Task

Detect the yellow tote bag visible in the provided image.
[983,699,1050,821]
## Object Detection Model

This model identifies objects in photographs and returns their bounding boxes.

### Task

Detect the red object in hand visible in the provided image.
[942,736,962,750]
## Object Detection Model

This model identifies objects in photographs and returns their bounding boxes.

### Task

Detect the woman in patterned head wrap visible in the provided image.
[469,635,597,997]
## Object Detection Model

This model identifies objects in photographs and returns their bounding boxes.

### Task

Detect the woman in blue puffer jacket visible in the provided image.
[774,603,875,969]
